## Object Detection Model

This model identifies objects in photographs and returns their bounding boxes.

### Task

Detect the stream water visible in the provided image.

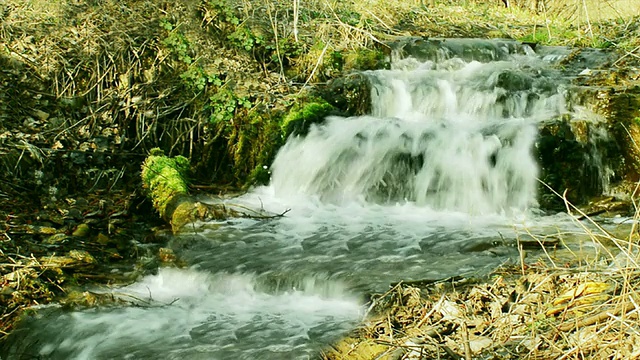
[1,39,616,360]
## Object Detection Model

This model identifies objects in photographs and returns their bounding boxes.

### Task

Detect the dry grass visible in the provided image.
[1,0,638,181]
[324,201,640,359]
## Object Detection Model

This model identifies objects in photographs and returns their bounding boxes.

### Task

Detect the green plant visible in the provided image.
[207,89,252,124]
[202,0,303,69]
[247,164,271,186]
[203,0,241,32]
[141,148,190,217]
[160,19,193,64]
[180,66,223,92]
[281,100,335,138]
[227,26,264,51]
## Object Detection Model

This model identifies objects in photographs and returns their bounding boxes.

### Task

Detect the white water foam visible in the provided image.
[271,57,569,214]
[31,268,361,360]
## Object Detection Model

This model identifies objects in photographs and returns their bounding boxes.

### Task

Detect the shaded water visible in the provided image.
[1,39,609,359]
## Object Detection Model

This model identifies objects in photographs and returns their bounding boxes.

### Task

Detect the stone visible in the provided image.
[72,223,91,237]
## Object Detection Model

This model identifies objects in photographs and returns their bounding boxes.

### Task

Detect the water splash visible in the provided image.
[5,268,361,360]
[271,55,569,214]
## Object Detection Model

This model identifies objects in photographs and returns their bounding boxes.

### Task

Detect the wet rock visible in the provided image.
[577,196,631,219]
[316,73,371,116]
[32,109,49,121]
[536,115,624,210]
[68,250,97,264]
[389,37,525,63]
[537,84,640,210]
[72,223,91,237]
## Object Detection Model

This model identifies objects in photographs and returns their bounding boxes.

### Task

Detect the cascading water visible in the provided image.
[2,39,595,360]
[271,42,568,213]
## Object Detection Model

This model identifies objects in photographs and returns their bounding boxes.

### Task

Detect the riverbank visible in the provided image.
[2,0,640,353]
[323,214,640,359]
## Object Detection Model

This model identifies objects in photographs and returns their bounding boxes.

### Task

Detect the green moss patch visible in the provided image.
[281,100,336,139]
[141,148,190,220]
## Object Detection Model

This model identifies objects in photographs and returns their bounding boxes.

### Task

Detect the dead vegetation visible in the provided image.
[324,201,640,359]
[324,264,640,359]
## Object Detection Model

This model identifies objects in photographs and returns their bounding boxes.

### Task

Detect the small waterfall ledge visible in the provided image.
[308,38,639,212]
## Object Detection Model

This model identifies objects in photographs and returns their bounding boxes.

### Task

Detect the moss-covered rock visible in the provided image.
[535,83,640,210]
[536,118,622,210]
[316,73,372,116]
[281,100,337,138]
[343,48,390,71]
[602,87,640,181]
[141,148,190,221]
[141,148,275,231]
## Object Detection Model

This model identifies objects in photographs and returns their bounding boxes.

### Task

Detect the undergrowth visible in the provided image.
[2,0,639,190]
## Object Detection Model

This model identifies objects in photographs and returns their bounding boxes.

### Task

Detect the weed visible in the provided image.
[180,66,223,92]
[207,89,252,125]
[160,19,194,65]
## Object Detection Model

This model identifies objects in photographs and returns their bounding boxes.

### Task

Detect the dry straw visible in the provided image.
[324,185,640,359]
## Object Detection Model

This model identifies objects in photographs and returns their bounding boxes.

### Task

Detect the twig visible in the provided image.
[416,294,445,329]
[557,301,635,332]
[461,321,472,360]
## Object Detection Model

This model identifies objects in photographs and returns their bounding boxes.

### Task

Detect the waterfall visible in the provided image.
[6,40,616,360]
[270,40,570,214]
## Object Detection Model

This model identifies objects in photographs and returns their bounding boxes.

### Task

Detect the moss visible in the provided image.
[247,164,271,186]
[141,148,190,219]
[170,201,199,231]
[344,48,389,71]
[281,100,336,139]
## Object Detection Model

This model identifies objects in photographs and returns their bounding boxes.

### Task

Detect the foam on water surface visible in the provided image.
[14,268,361,360]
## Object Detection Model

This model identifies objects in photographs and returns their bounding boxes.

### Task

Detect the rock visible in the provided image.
[72,223,91,237]
[316,73,371,116]
[68,250,96,264]
[32,109,49,121]
[389,37,525,62]
[65,208,83,220]
[96,233,111,245]
[43,233,70,245]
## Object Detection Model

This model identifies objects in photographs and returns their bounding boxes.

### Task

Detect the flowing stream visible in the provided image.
[2,39,615,360]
